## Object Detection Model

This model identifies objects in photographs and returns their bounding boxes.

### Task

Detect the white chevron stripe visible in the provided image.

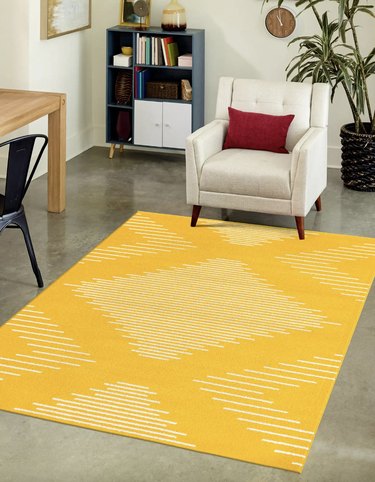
[68,259,328,361]
[14,381,195,448]
[277,247,372,301]
[81,213,196,264]
[0,305,96,382]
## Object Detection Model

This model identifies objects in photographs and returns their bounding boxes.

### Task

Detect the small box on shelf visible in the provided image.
[146,81,179,100]
[113,53,133,67]
[178,53,192,67]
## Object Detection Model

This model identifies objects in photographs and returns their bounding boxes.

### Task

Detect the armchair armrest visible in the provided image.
[290,127,328,216]
[186,120,228,205]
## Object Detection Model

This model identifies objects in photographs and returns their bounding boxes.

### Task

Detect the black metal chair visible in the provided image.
[0,134,48,288]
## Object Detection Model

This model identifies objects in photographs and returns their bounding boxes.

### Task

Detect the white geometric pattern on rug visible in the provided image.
[276,243,375,302]
[0,304,95,383]
[67,258,335,361]
[13,380,196,448]
[81,212,196,264]
[194,353,343,469]
[201,219,319,246]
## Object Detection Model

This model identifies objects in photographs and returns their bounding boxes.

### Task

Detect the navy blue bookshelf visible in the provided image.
[106,26,205,153]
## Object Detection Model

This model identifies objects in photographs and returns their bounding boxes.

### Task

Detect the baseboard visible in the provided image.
[328,146,342,169]
[0,157,6,178]
[0,127,94,179]
[1,132,341,178]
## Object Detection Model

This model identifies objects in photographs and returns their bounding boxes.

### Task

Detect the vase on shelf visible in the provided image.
[161,0,187,31]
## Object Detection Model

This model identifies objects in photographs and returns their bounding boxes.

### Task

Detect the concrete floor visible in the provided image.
[0,147,374,482]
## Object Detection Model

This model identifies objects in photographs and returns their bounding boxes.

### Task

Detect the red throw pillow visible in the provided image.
[223,107,295,154]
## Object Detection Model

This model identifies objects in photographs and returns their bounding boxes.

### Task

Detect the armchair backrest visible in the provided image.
[215,78,330,151]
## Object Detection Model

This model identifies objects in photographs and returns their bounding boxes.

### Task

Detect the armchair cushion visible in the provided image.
[223,108,295,153]
[200,149,292,200]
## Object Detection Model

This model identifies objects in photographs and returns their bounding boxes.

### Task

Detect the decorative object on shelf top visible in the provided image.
[161,0,186,31]
[119,0,151,29]
[133,0,150,30]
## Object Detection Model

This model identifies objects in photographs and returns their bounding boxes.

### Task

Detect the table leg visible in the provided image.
[48,94,66,213]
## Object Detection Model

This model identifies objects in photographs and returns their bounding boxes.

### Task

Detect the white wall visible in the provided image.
[0,0,93,177]
[0,0,29,89]
[0,0,373,177]
[92,0,374,168]
[27,0,93,176]
[0,0,30,177]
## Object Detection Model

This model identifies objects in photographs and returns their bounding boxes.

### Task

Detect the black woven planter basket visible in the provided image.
[340,123,375,192]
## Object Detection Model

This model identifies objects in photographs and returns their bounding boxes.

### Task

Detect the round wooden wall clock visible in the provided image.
[265,7,296,38]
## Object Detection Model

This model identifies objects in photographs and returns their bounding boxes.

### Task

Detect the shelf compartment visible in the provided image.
[107,106,133,145]
[134,32,193,67]
[134,68,193,102]
[107,68,133,106]
[107,30,134,65]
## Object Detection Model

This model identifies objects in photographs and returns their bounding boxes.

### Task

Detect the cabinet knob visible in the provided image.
[165,123,171,128]
[155,123,161,127]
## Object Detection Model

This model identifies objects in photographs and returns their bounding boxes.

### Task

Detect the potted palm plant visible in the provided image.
[265,0,375,191]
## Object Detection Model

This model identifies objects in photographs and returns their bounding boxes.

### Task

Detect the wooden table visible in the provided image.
[0,89,66,213]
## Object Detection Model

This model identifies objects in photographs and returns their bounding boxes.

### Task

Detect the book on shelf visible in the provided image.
[152,37,155,65]
[136,34,140,64]
[178,53,192,67]
[134,66,142,98]
[136,35,183,67]
[161,36,174,66]
[135,68,151,99]
[145,37,151,65]
[167,42,179,67]
[157,38,163,65]
[142,37,147,64]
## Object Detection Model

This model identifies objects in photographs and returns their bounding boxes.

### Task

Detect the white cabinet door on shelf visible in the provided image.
[134,100,163,147]
[134,100,192,149]
[163,102,192,149]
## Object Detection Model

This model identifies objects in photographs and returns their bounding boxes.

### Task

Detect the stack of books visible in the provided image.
[178,53,192,67]
[136,34,180,67]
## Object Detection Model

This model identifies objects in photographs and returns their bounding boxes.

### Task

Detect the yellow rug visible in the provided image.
[1,212,374,473]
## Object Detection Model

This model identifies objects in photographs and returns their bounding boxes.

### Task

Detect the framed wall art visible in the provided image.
[119,0,151,29]
[41,0,92,39]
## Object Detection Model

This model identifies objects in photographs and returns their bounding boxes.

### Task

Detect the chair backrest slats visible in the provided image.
[0,135,48,216]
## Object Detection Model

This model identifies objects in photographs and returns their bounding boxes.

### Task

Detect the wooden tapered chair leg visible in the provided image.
[191,205,202,227]
[315,196,322,211]
[295,216,305,240]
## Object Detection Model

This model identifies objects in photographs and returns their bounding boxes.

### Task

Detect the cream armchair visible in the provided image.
[186,78,330,239]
